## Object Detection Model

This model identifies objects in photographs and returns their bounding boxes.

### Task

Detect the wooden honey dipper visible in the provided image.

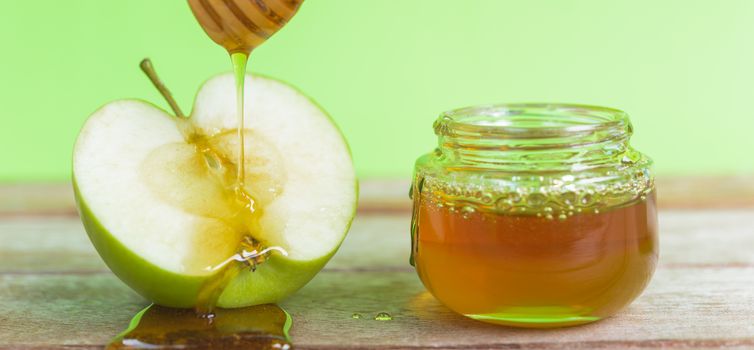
[188,0,304,54]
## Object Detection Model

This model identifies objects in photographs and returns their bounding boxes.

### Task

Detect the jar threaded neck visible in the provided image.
[434,103,634,170]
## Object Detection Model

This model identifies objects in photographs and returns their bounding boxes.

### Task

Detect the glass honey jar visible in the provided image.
[409,103,658,328]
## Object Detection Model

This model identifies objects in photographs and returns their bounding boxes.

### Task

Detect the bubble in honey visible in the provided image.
[580,192,594,206]
[509,192,522,203]
[417,171,653,218]
[527,193,547,206]
[561,191,577,205]
[481,193,494,204]
[495,197,511,211]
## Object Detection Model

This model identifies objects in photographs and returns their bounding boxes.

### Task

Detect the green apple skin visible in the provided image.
[75,178,353,308]
[73,75,358,309]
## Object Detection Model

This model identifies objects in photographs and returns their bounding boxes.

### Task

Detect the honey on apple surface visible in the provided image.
[185,0,304,314]
[188,0,304,198]
[134,77,291,314]
[105,2,309,347]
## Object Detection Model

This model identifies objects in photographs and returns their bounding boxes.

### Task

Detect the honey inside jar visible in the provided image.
[410,103,658,328]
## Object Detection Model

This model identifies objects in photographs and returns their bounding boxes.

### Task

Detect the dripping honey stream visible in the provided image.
[107,1,305,348]
[186,0,304,315]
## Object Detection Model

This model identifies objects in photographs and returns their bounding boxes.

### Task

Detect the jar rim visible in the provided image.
[436,103,630,140]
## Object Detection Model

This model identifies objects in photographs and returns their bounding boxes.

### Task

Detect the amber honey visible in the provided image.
[414,190,658,327]
[411,103,658,327]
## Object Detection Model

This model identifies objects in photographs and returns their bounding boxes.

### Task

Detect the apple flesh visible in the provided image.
[73,73,357,308]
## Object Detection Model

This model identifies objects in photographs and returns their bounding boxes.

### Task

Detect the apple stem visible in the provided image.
[139,58,186,118]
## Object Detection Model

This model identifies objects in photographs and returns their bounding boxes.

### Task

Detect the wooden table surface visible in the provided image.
[1,178,754,349]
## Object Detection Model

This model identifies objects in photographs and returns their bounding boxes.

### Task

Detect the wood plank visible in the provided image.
[287,268,754,349]
[0,273,144,348]
[0,214,413,273]
[0,217,106,273]
[2,210,754,274]
[2,180,754,349]
[0,268,753,349]
[655,176,754,209]
[2,176,754,217]
[0,184,75,216]
[658,209,754,267]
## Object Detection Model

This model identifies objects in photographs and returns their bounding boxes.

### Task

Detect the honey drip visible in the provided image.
[107,2,305,349]
[138,60,286,316]
[186,0,304,315]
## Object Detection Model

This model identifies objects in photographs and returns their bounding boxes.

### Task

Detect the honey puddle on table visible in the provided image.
[107,304,292,350]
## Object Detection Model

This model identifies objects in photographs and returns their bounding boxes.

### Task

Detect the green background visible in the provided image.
[2,0,753,181]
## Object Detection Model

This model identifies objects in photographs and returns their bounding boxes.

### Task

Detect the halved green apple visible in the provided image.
[73,73,357,308]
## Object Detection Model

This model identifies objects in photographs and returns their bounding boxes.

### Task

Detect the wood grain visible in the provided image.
[1,267,753,349]
[3,176,754,216]
[1,180,754,349]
